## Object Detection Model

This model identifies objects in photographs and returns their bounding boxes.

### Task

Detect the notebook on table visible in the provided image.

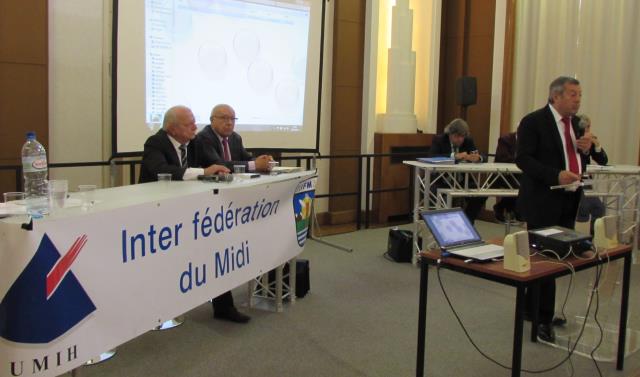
[417,157,455,165]
[421,208,504,261]
[271,166,302,174]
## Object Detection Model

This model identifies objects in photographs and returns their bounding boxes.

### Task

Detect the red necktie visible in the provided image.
[561,117,579,174]
[222,137,231,162]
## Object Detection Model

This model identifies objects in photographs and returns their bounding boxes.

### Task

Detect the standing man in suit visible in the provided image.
[140,106,250,324]
[139,105,229,183]
[197,104,273,172]
[429,118,486,223]
[515,76,593,342]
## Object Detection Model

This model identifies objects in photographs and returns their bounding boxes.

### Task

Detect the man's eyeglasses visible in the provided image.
[214,116,238,123]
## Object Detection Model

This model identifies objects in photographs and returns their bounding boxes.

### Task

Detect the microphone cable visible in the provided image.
[435,251,604,374]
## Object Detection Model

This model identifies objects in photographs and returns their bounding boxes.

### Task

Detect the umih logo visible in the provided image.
[293,178,316,246]
[0,234,95,344]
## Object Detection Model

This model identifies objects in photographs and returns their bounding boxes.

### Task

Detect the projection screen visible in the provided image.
[113,0,325,155]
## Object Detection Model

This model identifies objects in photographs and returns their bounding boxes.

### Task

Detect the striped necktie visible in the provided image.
[179,144,187,167]
[222,138,231,161]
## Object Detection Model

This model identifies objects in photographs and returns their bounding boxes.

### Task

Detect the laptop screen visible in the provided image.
[421,208,482,248]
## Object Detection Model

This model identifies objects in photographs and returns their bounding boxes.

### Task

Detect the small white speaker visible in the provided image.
[594,215,618,250]
[503,230,530,272]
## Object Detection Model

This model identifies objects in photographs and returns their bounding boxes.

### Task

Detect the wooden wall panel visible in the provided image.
[333,21,364,87]
[500,0,517,136]
[0,0,48,195]
[0,1,47,64]
[437,0,495,155]
[0,63,48,162]
[373,133,434,223]
[328,0,365,223]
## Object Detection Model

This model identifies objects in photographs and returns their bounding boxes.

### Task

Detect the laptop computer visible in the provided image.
[421,208,504,261]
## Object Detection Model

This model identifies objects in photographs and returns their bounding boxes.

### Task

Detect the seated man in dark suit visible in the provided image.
[196,103,278,323]
[197,104,273,171]
[429,118,487,223]
[140,105,250,324]
[139,105,229,182]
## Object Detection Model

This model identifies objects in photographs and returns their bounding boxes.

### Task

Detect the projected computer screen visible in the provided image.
[422,210,481,247]
[114,0,324,154]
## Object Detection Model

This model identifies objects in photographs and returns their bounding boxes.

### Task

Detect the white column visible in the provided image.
[377,0,417,133]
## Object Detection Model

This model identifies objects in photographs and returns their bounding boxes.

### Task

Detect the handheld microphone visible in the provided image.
[578,116,589,130]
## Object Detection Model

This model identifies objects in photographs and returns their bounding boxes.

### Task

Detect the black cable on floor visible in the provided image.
[435,256,602,374]
[589,263,605,377]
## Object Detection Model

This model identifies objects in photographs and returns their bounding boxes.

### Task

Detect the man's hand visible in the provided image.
[204,164,230,175]
[558,170,580,185]
[576,133,593,153]
[466,151,481,162]
[254,155,274,172]
[454,152,468,161]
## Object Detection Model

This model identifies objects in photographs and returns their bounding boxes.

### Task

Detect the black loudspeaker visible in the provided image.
[387,229,413,263]
[455,76,477,106]
[268,259,310,298]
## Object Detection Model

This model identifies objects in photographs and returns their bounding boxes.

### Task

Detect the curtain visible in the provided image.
[511,0,640,165]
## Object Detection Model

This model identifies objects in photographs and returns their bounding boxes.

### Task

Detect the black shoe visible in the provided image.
[551,317,567,327]
[537,323,555,343]
[214,307,251,323]
[493,204,506,222]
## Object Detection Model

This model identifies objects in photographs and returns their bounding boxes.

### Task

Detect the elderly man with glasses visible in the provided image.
[196,104,273,172]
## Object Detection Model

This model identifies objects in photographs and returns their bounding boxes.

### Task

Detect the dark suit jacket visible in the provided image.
[139,129,200,183]
[494,132,518,188]
[495,132,516,163]
[196,126,253,169]
[585,144,608,166]
[428,133,484,162]
[515,105,586,227]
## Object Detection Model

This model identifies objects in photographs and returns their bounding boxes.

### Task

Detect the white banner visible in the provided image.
[0,174,316,377]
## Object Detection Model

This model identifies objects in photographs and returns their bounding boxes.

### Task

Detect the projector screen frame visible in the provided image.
[110,0,327,158]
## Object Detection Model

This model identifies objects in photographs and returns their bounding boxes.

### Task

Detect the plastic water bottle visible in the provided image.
[21,131,49,215]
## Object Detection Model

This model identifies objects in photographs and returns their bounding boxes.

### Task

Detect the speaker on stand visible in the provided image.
[455,76,477,120]
[503,230,531,273]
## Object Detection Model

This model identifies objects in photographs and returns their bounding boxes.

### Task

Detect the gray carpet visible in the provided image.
[66,221,640,377]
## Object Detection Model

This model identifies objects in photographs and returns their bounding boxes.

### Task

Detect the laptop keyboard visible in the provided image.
[457,244,504,259]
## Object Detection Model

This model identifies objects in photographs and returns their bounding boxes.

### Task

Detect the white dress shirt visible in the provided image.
[549,104,582,175]
[167,135,203,180]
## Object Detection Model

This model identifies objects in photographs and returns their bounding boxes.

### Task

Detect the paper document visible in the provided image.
[532,228,563,236]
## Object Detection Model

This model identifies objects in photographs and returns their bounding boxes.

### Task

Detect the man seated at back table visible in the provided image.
[428,118,487,224]
[197,103,274,172]
[492,132,521,222]
[139,105,251,324]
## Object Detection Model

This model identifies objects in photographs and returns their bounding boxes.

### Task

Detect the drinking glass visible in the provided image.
[78,184,97,210]
[48,180,68,210]
[157,173,172,187]
[3,192,26,203]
